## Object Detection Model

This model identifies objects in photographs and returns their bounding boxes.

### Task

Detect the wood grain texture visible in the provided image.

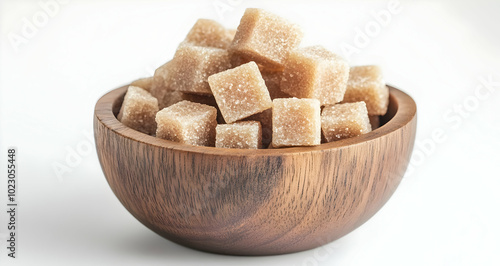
[94,85,417,255]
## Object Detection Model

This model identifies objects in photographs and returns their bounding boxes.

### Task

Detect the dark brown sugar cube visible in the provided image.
[208,61,272,123]
[215,121,262,149]
[280,46,349,106]
[272,98,321,147]
[130,77,154,92]
[155,100,217,146]
[182,19,234,49]
[321,102,372,142]
[229,8,303,69]
[343,65,389,115]
[118,86,159,135]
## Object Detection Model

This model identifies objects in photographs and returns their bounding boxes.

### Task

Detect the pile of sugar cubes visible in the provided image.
[118,8,389,149]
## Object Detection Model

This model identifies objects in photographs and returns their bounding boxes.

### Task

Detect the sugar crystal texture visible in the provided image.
[130,77,154,92]
[182,19,235,49]
[321,102,372,142]
[229,8,303,70]
[173,46,232,94]
[244,108,272,147]
[150,61,184,109]
[151,60,172,94]
[208,61,272,123]
[216,121,262,149]
[181,93,225,123]
[117,86,159,135]
[152,46,231,97]
[155,100,217,146]
[280,46,349,106]
[343,65,389,115]
[272,98,321,147]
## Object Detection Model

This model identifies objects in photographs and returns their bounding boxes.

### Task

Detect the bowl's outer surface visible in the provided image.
[94,85,417,255]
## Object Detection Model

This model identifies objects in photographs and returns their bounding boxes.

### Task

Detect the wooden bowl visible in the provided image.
[94,85,416,255]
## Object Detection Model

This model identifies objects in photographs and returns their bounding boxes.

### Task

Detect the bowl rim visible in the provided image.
[94,85,416,156]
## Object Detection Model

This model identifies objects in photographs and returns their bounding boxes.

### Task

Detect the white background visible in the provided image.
[1,0,499,265]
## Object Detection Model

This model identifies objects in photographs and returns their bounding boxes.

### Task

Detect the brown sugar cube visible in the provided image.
[158,91,184,110]
[153,46,231,96]
[229,8,303,69]
[149,62,184,109]
[343,65,389,115]
[226,28,237,39]
[369,115,381,129]
[151,60,171,93]
[215,121,262,149]
[172,45,232,94]
[155,101,217,146]
[208,61,272,123]
[244,108,272,147]
[130,77,154,92]
[272,98,321,147]
[150,61,178,108]
[181,19,235,49]
[261,70,290,99]
[181,93,225,124]
[117,86,159,135]
[321,102,372,142]
[280,46,349,106]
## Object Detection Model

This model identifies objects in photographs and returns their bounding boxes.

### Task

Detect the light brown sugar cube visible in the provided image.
[181,93,225,124]
[343,65,389,115]
[172,45,232,94]
[182,19,234,49]
[321,102,372,142]
[152,46,231,96]
[229,8,303,69]
[280,46,349,106]
[244,108,272,148]
[150,60,171,94]
[215,121,262,149]
[272,98,321,147]
[150,61,180,109]
[208,61,272,123]
[130,77,154,92]
[226,28,237,39]
[155,101,217,146]
[118,86,159,135]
